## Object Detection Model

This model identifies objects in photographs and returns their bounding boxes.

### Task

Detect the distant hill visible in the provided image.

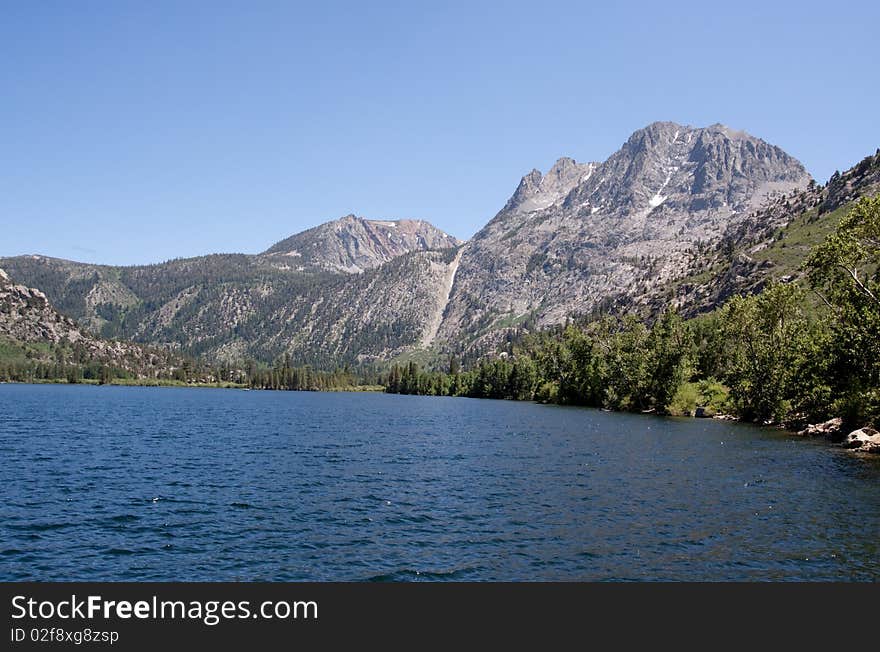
[0,267,182,379]
[264,214,461,273]
[1,215,463,366]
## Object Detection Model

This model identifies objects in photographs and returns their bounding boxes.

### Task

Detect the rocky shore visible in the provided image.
[797,417,880,454]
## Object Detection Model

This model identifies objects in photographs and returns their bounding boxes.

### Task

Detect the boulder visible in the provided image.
[797,417,843,438]
[842,428,880,453]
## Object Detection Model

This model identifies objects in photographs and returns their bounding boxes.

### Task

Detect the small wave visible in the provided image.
[363,567,476,582]
[7,522,73,532]
[384,514,436,525]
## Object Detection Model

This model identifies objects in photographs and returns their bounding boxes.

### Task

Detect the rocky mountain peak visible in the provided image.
[263,214,461,274]
[503,157,599,215]
[561,121,810,217]
[438,121,812,349]
[625,120,683,143]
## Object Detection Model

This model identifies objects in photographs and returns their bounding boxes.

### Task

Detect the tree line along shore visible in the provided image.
[3,197,879,451]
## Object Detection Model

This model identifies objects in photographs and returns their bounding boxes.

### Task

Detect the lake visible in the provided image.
[1,384,878,581]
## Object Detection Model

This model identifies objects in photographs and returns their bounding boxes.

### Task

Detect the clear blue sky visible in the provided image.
[2,0,878,265]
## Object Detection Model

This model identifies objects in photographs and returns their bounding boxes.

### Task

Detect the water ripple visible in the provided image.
[1,384,879,581]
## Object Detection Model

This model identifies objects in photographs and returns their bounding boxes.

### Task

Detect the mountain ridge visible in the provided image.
[1,121,841,368]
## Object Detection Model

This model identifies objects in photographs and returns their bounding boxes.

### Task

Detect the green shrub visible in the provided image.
[697,378,730,412]
[667,382,699,416]
[535,381,559,404]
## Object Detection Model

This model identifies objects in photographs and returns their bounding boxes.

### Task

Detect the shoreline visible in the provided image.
[3,379,876,454]
[0,379,384,392]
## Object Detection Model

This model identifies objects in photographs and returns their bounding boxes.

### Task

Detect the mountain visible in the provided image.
[263,214,461,273]
[503,158,600,214]
[0,215,463,365]
[435,122,811,354]
[2,121,838,368]
[0,267,181,378]
[661,147,880,315]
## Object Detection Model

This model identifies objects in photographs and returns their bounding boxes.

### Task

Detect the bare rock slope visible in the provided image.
[437,122,811,349]
[263,214,461,273]
[0,268,179,375]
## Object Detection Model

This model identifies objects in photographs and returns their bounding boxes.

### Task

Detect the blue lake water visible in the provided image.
[1,383,878,581]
